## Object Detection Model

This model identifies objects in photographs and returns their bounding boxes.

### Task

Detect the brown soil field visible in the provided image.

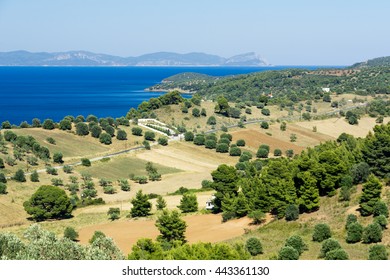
[295,117,390,138]
[231,128,305,154]
[78,214,254,254]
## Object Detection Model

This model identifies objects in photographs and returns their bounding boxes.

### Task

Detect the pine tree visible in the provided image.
[155,210,187,244]
[156,196,167,210]
[359,174,382,216]
[296,171,319,212]
[30,170,39,182]
[130,190,152,217]
[178,193,198,213]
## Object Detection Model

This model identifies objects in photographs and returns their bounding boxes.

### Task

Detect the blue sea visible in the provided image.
[0,66,321,125]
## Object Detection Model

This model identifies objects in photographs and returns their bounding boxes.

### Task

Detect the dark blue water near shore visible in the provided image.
[0,66,321,124]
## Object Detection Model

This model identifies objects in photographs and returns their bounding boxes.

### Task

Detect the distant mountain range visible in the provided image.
[0,50,268,66]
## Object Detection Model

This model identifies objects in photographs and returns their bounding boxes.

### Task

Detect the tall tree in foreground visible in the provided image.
[155,210,187,244]
[359,174,382,216]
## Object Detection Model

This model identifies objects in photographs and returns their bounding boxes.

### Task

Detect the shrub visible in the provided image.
[312,223,331,242]
[373,201,389,218]
[0,172,6,183]
[53,152,63,164]
[278,246,299,260]
[368,244,388,260]
[0,182,7,194]
[236,139,245,146]
[99,132,112,145]
[280,122,287,131]
[51,178,64,186]
[273,148,282,156]
[248,210,266,225]
[75,122,89,136]
[192,108,200,117]
[13,169,26,182]
[144,131,156,141]
[239,151,252,162]
[207,116,216,125]
[285,235,307,255]
[286,149,294,158]
[216,143,229,153]
[90,125,102,138]
[285,204,299,221]
[42,119,55,130]
[325,249,349,260]
[193,134,205,145]
[46,137,56,145]
[131,127,143,136]
[63,227,79,241]
[81,158,91,167]
[319,238,341,258]
[142,140,151,150]
[205,139,217,149]
[107,207,120,220]
[4,131,17,142]
[218,137,231,145]
[245,237,263,256]
[362,223,383,243]
[261,108,270,116]
[156,196,167,210]
[290,134,297,142]
[63,165,74,174]
[184,131,194,141]
[346,222,363,243]
[345,214,358,229]
[116,130,127,140]
[118,179,130,191]
[374,215,388,229]
[229,147,242,157]
[256,148,268,158]
[260,121,269,129]
[158,137,168,146]
[220,133,232,141]
[222,211,236,222]
[46,166,58,175]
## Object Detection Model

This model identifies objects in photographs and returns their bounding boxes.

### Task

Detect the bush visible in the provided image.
[46,137,56,145]
[373,201,389,217]
[319,238,341,258]
[42,119,55,130]
[75,122,89,136]
[46,166,58,175]
[158,137,168,146]
[239,151,252,162]
[23,185,73,221]
[107,207,120,220]
[192,108,200,117]
[285,204,299,221]
[51,178,64,186]
[116,130,127,140]
[285,235,307,255]
[363,223,383,243]
[118,179,130,191]
[374,215,388,229]
[325,249,349,260]
[368,244,388,260]
[0,173,6,183]
[0,182,7,194]
[286,149,294,158]
[261,108,270,116]
[256,148,268,158]
[245,237,263,256]
[260,121,269,129]
[90,125,102,138]
[132,127,143,136]
[63,227,79,241]
[193,134,205,146]
[216,143,229,153]
[278,246,299,260]
[99,132,112,145]
[184,131,194,141]
[205,139,217,149]
[144,131,156,141]
[63,165,74,174]
[273,149,282,156]
[81,158,91,167]
[4,131,17,142]
[222,211,236,222]
[345,214,358,229]
[53,152,63,164]
[229,147,242,157]
[236,139,245,146]
[312,223,331,242]
[346,222,363,243]
[143,140,151,150]
[248,210,266,225]
[207,116,216,125]
[13,169,26,182]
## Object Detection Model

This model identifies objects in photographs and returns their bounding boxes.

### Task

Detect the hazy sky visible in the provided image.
[0,0,389,65]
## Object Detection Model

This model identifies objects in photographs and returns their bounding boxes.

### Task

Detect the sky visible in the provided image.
[0,0,389,65]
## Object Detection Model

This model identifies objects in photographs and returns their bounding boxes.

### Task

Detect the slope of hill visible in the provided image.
[351,56,390,68]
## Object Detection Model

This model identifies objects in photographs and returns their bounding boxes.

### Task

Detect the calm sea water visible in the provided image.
[0,66,320,125]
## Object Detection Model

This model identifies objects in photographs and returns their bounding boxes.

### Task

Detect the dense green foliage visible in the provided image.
[362,223,383,243]
[312,223,332,242]
[245,237,263,256]
[346,222,363,243]
[284,235,307,255]
[155,210,187,244]
[0,224,123,260]
[278,246,299,260]
[368,244,388,260]
[23,185,73,221]
[359,174,382,216]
